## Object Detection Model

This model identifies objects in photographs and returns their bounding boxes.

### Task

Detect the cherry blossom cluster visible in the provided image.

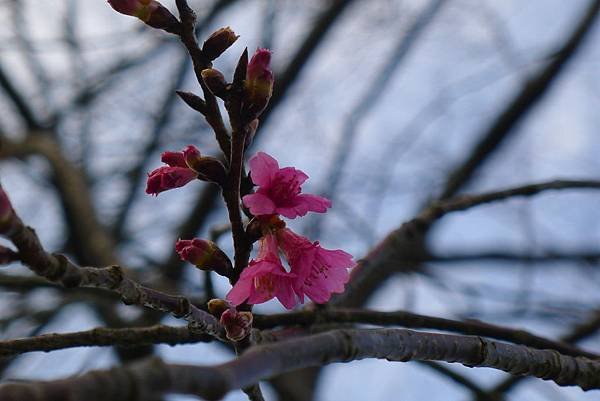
[108,1,354,334]
[227,152,355,309]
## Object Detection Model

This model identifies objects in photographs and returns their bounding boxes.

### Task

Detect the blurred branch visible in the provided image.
[3,328,600,400]
[0,325,211,357]
[0,63,42,130]
[308,0,449,238]
[439,0,600,200]
[335,179,600,307]
[0,135,117,266]
[429,249,600,264]
[419,361,492,400]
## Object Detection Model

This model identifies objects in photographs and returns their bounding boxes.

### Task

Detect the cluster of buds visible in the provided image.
[107,0,180,34]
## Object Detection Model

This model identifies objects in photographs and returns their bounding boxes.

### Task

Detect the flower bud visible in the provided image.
[244,48,274,120]
[201,69,228,98]
[107,0,180,34]
[220,308,253,341]
[207,298,232,317]
[0,186,15,233]
[175,238,232,277]
[192,157,227,186]
[183,147,227,185]
[202,27,239,61]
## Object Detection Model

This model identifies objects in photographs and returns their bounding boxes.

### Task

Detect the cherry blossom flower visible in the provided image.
[277,228,355,304]
[242,152,331,219]
[227,234,297,309]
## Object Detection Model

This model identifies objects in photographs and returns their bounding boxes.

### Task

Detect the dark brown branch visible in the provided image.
[439,0,600,199]
[253,308,598,359]
[3,328,600,401]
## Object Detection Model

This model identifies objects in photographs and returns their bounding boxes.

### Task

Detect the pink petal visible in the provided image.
[226,277,253,306]
[249,152,279,187]
[161,151,187,168]
[277,167,309,187]
[276,279,298,309]
[296,194,332,213]
[243,193,276,216]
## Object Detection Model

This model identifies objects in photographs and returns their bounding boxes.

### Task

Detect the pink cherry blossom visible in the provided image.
[242,152,331,219]
[145,146,200,195]
[277,228,355,304]
[227,234,297,309]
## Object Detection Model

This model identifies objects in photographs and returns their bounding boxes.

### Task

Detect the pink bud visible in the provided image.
[183,146,227,185]
[107,0,180,34]
[175,238,232,277]
[244,48,274,119]
[220,308,253,341]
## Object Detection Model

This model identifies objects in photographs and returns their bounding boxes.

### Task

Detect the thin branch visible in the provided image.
[0,325,211,357]
[3,328,600,400]
[253,308,598,359]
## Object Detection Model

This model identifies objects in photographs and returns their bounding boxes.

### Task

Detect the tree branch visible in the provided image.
[0,325,211,357]
[253,307,598,359]
[3,328,600,400]
[1,202,224,339]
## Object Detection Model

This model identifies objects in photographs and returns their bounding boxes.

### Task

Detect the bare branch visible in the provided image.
[253,307,598,359]
[3,328,600,400]
[0,325,211,357]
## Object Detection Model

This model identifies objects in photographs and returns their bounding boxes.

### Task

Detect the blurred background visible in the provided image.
[0,0,599,400]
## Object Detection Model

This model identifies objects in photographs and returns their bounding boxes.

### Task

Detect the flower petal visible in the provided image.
[249,152,279,187]
[243,193,276,216]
